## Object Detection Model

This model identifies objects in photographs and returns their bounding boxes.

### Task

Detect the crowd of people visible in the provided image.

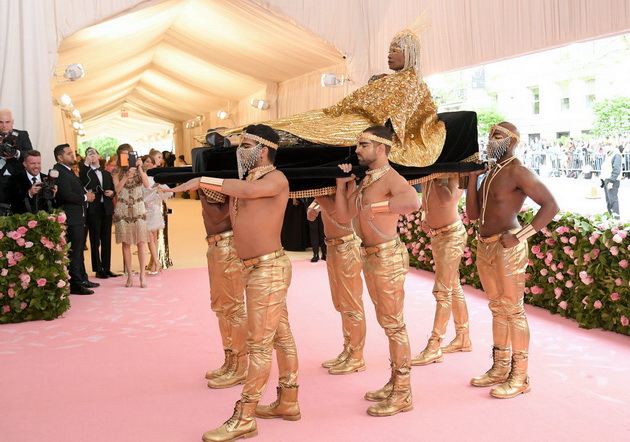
[0,110,175,293]
[513,136,629,179]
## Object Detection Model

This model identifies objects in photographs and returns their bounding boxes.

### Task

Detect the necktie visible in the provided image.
[32,177,37,184]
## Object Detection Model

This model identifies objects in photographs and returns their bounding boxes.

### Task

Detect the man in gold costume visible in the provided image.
[307,197,366,375]
[411,175,472,366]
[199,195,248,390]
[335,126,420,417]
[216,27,445,169]
[167,124,300,441]
[466,122,558,399]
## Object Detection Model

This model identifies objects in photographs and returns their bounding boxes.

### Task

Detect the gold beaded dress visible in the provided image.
[113,168,149,245]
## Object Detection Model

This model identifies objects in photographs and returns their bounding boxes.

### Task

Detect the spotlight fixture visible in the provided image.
[250,99,270,110]
[321,73,349,88]
[217,110,229,120]
[72,109,81,119]
[55,64,85,83]
[72,122,80,130]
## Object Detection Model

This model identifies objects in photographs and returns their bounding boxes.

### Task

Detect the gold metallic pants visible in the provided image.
[362,238,411,373]
[476,236,530,354]
[325,234,365,358]
[241,252,298,403]
[430,221,468,339]
[207,233,247,356]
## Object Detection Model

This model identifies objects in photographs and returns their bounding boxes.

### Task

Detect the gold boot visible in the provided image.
[490,352,531,399]
[470,346,511,387]
[364,375,393,402]
[321,346,349,368]
[441,332,472,354]
[205,350,231,380]
[411,337,443,366]
[208,353,248,389]
[366,369,413,417]
[328,356,366,375]
[255,385,301,421]
[202,400,258,442]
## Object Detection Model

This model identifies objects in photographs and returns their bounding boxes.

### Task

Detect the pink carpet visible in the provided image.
[1,261,628,441]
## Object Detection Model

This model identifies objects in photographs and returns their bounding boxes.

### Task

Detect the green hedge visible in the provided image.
[399,205,630,335]
[0,210,71,324]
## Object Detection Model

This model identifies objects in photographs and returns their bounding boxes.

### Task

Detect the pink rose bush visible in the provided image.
[1,210,70,324]
[399,204,630,335]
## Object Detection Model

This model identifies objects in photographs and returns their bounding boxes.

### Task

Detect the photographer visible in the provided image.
[0,109,33,206]
[8,150,57,214]
[79,148,118,279]
[54,143,99,295]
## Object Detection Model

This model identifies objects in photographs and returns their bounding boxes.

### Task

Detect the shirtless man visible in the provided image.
[411,175,471,366]
[307,196,366,375]
[466,122,558,399]
[199,195,248,390]
[167,124,299,441]
[335,125,420,417]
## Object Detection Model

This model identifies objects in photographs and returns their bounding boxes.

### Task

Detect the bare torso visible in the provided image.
[230,170,289,259]
[316,195,354,239]
[200,195,232,235]
[423,177,463,229]
[477,160,527,236]
[353,169,406,246]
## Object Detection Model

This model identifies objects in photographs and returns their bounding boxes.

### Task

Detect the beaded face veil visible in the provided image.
[236,132,278,179]
[486,124,520,162]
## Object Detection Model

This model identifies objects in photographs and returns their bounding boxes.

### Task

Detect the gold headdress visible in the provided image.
[241,131,278,150]
[390,12,430,79]
[361,132,392,146]
[490,124,520,143]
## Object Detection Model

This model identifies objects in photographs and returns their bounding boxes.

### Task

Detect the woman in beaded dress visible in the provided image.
[113,144,150,288]
[142,154,172,274]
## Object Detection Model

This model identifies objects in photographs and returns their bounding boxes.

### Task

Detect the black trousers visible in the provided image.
[308,213,326,257]
[87,203,113,273]
[67,223,88,288]
[604,180,620,218]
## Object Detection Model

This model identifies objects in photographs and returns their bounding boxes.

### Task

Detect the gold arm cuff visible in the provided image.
[371,200,390,213]
[200,176,224,192]
[308,201,320,210]
[515,223,536,242]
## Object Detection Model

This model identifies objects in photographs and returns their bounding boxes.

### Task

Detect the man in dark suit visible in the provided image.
[53,143,99,295]
[1,109,34,207]
[9,150,57,214]
[79,147,118,279]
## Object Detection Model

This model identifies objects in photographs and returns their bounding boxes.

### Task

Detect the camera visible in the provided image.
[120,151,138,170]
[0,131,18,158]
[39,169,59,200]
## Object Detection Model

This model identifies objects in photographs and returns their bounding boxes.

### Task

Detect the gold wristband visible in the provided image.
[371,201,390,213]
[515,223,536,242]
[200,176,224,192]
[308,201,320,210]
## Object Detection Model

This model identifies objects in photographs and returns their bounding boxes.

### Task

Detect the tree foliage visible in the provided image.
[78,136,120,158]
[474,106,507,136]
[592,96,630,137]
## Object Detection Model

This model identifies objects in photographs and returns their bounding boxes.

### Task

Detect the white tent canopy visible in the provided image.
[2,0,630,165]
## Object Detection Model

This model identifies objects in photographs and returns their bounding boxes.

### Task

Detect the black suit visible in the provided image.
[0,129,33,205]
[79,163,115,274]
[8,171,55,214]
[54,163,89,289]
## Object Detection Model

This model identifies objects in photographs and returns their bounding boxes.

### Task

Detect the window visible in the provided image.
[559,83,570,111]
[529,87,540,114]
[556,131,570,139]
[488,93,498,105]
[528,134,540,143]
[585,78,596,108]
